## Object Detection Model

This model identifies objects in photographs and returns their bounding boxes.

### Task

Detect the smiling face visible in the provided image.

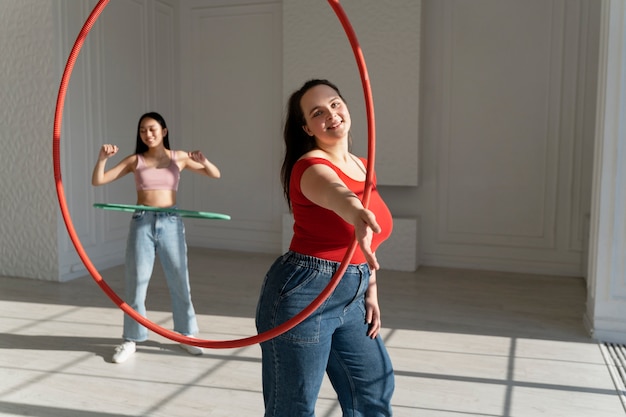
[300,84,351,142]
[139,117,167,149]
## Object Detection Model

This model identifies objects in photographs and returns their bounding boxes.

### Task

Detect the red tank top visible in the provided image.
[289,157,393,264]
[134,150,180,191]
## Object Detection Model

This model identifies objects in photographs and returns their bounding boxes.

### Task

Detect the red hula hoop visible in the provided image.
[53,0,375,349]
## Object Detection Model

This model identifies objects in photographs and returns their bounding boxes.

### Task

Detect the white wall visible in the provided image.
[283,0,420,187]
[0,1,58,280]
[0,0,601,281]
[281,0,421,271]
[179,0,284,254]
[585,0,626,344]
[414,0,599,276]
[58,0,180,281]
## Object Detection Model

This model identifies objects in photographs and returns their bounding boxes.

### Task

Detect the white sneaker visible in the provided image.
[180,336,204,356]
[112,340,136,363]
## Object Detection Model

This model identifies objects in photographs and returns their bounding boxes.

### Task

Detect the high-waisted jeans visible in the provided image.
[122,209,198,341]
[255,252,394,417]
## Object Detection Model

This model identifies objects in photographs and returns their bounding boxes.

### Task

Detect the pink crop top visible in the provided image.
[134,150,180,191]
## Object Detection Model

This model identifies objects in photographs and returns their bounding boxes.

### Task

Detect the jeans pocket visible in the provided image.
[280,266,319,298]
[276,267,328,344]
[166,213,181,223]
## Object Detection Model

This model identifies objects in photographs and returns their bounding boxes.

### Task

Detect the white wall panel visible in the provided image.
[180,0,283,252]
[440,0,561,248]
[283,0,420,186]
[58,0,105,281]
[586,0,626,344]
[419,0,598,276]
[58,0,178,280]
[153,0,179,131]
[569,0,600,254]
[96,0,147,249]
[48,0,599,280]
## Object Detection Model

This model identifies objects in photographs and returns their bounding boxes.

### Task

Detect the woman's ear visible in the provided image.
[302,125,313,137]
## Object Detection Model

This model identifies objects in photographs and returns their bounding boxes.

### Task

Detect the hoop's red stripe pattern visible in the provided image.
[53,0,375,349]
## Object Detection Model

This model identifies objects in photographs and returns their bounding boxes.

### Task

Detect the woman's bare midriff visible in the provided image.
[136,189,177,208]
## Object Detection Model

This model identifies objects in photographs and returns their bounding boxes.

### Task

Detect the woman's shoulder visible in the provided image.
[300,149,324,159]
[353,155,367,170]
[293,156,342,182]
[170,149,190,161]
[298,149,339,164]
[295,154,333,170]
[297,152,366,167]
[113,153,138,173]
[122,153,139,165]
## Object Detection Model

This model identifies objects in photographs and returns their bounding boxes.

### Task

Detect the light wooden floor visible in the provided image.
[0,248,624,416]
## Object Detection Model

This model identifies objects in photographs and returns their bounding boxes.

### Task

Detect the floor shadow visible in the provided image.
[0,333,187,362]
[0,248,593,343]
[0,401,136,417]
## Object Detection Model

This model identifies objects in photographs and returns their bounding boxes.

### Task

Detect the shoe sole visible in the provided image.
[180,344,204,356]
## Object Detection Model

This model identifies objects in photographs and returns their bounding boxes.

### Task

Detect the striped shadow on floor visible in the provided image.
[601,342,626,413]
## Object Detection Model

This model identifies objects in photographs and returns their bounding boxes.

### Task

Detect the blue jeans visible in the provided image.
[255,252,394,417]
[123,209,199,341]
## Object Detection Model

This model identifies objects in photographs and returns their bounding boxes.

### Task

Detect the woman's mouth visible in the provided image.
[327,120,342,130]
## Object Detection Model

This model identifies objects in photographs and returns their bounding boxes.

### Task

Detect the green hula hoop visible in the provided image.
[94,203,231,220]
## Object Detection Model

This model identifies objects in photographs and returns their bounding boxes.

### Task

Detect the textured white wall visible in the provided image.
[0,1,59,280]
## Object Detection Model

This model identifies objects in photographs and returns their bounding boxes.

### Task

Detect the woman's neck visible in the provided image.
[314,142,350,163]
[144,147,168,158]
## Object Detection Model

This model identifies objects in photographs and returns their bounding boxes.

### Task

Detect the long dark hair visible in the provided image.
[281,79,346,210]
[134,112,170,154]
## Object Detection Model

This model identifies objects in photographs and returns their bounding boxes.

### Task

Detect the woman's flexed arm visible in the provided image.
[91,144,134,186]
[181,150,221,178]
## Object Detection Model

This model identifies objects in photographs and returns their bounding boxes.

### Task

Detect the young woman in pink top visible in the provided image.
[92,112,221,363]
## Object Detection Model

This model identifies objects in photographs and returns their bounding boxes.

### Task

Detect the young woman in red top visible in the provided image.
[92,112,221,363]
[256,80,394,416]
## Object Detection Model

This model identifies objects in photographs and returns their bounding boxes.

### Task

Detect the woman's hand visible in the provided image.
[98,144,119,160]
[92,145,132,186]
[188,150,206,163]
[186,150,221,178]
[354,208,381,270]
[365,275,381,339]
[300,163,381,269]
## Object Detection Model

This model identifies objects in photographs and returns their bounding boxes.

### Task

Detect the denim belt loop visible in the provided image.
[283,251,369,274]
